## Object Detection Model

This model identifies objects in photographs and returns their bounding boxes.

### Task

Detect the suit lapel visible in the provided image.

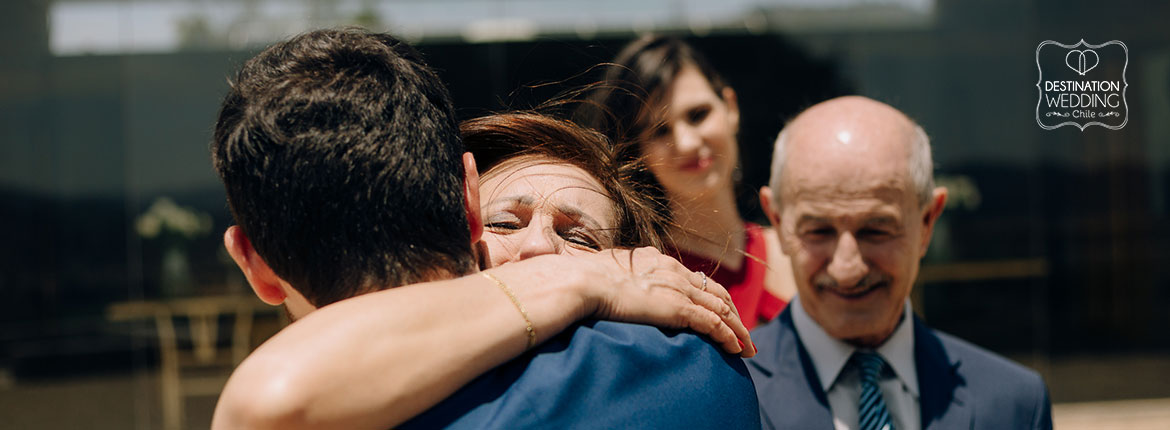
[914,316,973,430]
[749,309,834,429]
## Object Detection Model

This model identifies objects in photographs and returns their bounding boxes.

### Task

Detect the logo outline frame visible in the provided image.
[1035,39,1128,131]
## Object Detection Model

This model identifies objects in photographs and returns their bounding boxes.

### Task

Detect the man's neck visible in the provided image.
[790,296,918,394]
[842,315,903,350]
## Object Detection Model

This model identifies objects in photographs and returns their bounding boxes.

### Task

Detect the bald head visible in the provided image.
[768,96,933,209]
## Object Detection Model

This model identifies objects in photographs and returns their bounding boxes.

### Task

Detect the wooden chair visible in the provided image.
[108,295,278,430]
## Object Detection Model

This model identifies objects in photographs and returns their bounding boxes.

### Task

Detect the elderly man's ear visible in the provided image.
[758,186,779,226]
[758,186,792,255]
[919,186,948,258]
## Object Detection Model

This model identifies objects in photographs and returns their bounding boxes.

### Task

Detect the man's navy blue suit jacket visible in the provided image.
[401,320,761,429]
[746,308,1053,430]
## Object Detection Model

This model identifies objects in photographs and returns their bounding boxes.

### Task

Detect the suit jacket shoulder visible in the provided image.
[917,320,1053,430]
[746,309,1052,430]
[402,320,760,429]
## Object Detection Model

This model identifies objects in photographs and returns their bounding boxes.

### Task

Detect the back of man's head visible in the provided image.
[211,28,474,307]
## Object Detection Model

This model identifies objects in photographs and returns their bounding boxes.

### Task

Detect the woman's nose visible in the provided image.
[672,124,703,154]
[515,219,561,259]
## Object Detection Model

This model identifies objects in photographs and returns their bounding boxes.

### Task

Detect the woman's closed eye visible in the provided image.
[485,221,520,231]
[562,228,602,251]
[484,212,524,232]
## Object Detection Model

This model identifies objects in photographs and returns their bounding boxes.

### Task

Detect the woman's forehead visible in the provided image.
[667,67,719,104]
[482,157,605,193]
[481,159,616,221]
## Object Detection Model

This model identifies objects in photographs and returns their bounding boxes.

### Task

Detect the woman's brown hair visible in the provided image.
[574,35,733,228]
[461,112,667,250]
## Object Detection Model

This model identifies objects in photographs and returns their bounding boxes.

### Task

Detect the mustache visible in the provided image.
[813,272,890,291]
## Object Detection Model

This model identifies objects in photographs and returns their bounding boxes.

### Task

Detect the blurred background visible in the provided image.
[1,0,1168,428]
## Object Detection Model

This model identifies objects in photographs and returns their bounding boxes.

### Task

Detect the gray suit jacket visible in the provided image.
[746,308,1052,430]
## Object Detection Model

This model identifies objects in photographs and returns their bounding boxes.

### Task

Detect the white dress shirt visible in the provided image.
[790,296,921,430]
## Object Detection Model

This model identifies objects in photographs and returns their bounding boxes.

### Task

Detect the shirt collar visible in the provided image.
[790,295,919,397]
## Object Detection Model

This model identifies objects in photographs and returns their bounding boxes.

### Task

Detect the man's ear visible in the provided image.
[759,186,780,227]
[759,186,792,255]
[918,186,948,257]
[223,226,286,306]
[722,86,740,131]
[462,152,483,244]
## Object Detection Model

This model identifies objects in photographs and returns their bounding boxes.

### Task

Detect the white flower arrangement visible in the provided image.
[135,197,213,240]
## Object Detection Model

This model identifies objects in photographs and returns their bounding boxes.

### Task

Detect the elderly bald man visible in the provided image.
[747,96,1052,430]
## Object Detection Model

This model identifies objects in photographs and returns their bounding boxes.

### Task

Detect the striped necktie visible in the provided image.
[853,351,895,430]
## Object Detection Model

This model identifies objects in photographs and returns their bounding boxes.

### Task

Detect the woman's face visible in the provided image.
[639,65,740,201]
[479,157,618,267]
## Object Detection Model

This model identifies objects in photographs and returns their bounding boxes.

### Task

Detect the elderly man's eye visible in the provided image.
[858,228,893,241]
[804,227,835,238]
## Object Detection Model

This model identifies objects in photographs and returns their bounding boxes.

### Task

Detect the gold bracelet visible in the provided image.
[482,272,537,349]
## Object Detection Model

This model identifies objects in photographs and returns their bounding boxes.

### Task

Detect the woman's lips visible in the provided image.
[679,156,712,172]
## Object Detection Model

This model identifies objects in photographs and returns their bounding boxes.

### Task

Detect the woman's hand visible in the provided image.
[488,247,756,357]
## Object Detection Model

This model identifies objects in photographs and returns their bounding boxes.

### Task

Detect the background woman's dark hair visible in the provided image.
[575,35,732,227]
[588,35,728,135]
[461,112,667,250]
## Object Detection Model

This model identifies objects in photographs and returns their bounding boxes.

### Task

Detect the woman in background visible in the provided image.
[582,35,796,329]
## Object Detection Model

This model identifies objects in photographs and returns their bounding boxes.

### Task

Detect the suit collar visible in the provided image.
[748,308,834,429]
[913,316,973,430]
[788,296,853,390]
[751,310,976,430]
[789,297,920,397]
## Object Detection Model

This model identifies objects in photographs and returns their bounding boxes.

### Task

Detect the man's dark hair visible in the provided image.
[211,28,474,307]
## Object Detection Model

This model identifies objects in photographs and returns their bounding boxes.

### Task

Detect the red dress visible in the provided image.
[673,223,787,330]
